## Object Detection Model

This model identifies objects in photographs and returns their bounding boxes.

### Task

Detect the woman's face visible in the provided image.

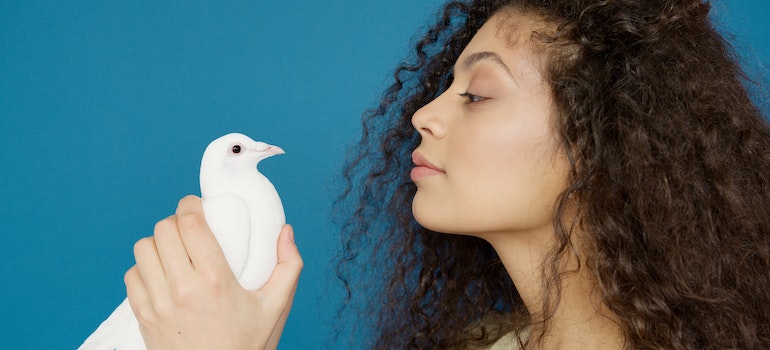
[410,12,569,239]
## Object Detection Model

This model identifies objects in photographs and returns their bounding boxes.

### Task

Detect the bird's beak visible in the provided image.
[263,144,285,157]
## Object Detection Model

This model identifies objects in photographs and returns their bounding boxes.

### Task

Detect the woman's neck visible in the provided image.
[482,227,626,349]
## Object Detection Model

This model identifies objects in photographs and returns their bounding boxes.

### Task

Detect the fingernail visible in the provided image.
[287,226,295,243]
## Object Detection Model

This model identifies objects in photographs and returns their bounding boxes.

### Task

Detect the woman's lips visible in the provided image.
[411,151,444,181]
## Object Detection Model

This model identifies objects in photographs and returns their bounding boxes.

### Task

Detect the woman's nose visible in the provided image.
[411,94,447,138]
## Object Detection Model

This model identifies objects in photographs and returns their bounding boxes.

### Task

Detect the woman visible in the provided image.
[126,0,770,349]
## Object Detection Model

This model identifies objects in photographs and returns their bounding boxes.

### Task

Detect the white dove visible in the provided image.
[78,133,285,350]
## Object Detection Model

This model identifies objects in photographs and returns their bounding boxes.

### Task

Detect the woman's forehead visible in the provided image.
[456,12,549,82]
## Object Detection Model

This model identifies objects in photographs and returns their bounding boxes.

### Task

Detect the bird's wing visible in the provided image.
[202,192,251,279]
[78,298,144,350]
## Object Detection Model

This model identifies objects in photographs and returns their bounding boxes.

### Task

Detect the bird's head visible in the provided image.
[201,133,285,174]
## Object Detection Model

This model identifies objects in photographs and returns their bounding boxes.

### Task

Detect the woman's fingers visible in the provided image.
[173,195,233,279]
[262,224,302,350]
[124,265,152,320]
[125,196,301,349]
[260,224,303,309]
[154,211,194,285]
[133,235,169,300]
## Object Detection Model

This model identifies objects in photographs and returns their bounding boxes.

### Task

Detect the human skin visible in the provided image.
[411,10,624,349]
[124,7,624,350]
[410,13,568,239]
[124,195,303,350]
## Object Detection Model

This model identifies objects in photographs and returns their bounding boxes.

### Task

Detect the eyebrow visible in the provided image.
[458,51,518,87]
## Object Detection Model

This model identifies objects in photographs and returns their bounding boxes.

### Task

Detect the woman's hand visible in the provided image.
[124,195,303,350]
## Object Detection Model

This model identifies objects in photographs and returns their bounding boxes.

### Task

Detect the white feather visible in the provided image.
[79,133,285,349]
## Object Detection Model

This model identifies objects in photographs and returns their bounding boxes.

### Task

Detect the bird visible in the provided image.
[78,133,286,349]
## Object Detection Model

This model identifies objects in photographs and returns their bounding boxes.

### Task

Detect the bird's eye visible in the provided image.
[229,143,243,155]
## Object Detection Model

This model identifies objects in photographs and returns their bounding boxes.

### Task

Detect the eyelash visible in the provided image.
[459,92,487,104]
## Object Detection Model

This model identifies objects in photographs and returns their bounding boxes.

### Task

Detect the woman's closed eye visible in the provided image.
[459,91,488,104]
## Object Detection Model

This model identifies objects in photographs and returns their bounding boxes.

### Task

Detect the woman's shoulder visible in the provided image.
[480,329,529,350]
[460,312,530,350]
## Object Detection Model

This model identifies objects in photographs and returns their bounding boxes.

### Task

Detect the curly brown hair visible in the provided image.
[336,0,770,349]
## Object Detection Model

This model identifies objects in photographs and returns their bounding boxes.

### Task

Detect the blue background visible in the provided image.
[1,1,767,349]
